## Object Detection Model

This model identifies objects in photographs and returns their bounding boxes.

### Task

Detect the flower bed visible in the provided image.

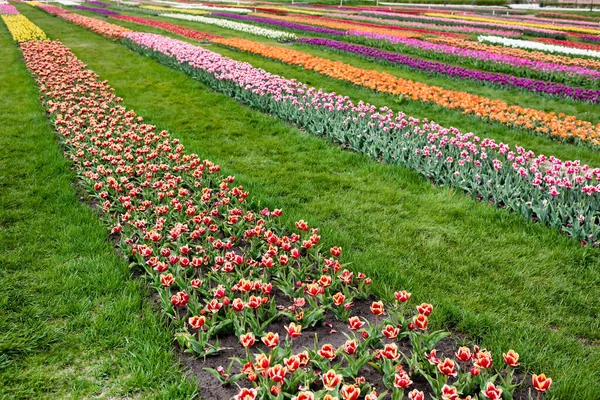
[329,12,523,37]
[534,37,600,52]
[11,19,558,395]
[111,15,221,41]
[39,4,130,38]
[479,35,600,59]
[84,0,110,8]
[1,14,46,41]
[0,4,19,14]
[361,11,567,39]
[272,14,471,39]
[425,12,600,35]
[72,5,120,16]
[159,13,296,42]
[429,36,600,73]
[213,37,600,148]
[209,12,347,36]
[297,37,600,103]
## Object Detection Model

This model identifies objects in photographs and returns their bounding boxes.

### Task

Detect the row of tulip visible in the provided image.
[0,3,18,14]
[360,11,568,39]
[9,15,556,399]
[1,14,46,41]
[536,11,600,22]
[72,5,120,16]
[248,13,469,39]
[534,37,600,52]
[428,36,600,73]
[160,13,297,42]
[297,37,600,103]
[425,13,600,35]
[39,4,130,38]
[342,31,600,89]
[478,35,600,59]
[140,5,209,15]
[85,0,110,7]
[328,12,524,37]
[212,37,600,148]
[111,15,222,42]
[209,10,600,88]
[120,30,600,243]
[170,4,252,14]
[211,12,347,37]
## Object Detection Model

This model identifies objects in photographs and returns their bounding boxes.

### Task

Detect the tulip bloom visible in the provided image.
[348,316,364,330]
[340,385,360,400]
[240,332,255,348]
[284,322,302,338]
[503,349,520,367]
[413,314,428,330]
[482,382,502,400]
[532,374,552,392]
[188,315,206,330]
[394,371,413,388]
[322,369,342,390]
[382,324,400,339]
[261,332,279,348]
[370,301,385,316]
[438,358,458,377]
[455,346,472,363]
[416,303,433,316]
[332,292,345,306]
[394,290,411,302]
[408,390,425,400]
[318,343,336,360]
[235,388,257,400]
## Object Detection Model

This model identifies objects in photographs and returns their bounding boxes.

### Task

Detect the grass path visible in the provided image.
[0,16,198,400]
[18,5,600,398]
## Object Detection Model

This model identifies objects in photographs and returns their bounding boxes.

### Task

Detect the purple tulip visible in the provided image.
[298,37,600,103]
[211,12,344,36]
[72,5,119,16]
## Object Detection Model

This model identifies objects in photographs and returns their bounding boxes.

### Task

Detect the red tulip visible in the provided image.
[340,385,360,400]
[348,316,364,330]
[382,324,400,339]
[261,332,279,348]
[322,369,342,390]
[332,292,345,306]
[381,343,400,361]
[416,303,433,316]
[267,364,287,384]
[330,246,342,257]
[160,273,174,287]
[503,349,520,367]
[438,358,458,378]
[455,346,472,363]
[408,390,425,400]
[318,343,336,361]
[234,388,257,400]
[413,314,428,330]
[284,322,302,339]
[188,315,205,330]
[532,374,552,393]
[240,332,255,348]
[394,290,411,302]
[370,301,385,316]
[394,371,412,388]
[482,382,502,400]
[343,339,357,355]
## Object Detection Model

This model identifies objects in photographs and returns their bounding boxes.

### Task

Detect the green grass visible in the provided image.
[79,7,600,168]
[17,5,600,399]
[0,17,199,400]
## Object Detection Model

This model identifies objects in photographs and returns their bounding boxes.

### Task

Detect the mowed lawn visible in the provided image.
[8,5,600,399]
[0,19,199,399]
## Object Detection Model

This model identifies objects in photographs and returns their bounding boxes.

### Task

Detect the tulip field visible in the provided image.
[1,1,600,400]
